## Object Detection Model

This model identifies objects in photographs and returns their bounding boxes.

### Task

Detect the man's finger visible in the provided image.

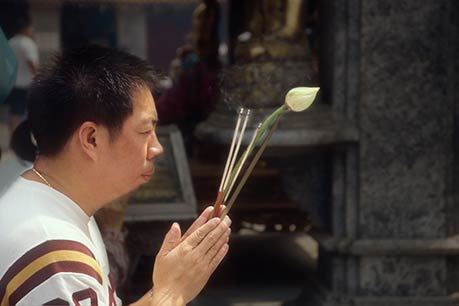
[192,216,231,255]
[182,206,214,241]
[205,228,230,261]
[208,243,229,273]
[184,217,220,249]
[158,222,182,255]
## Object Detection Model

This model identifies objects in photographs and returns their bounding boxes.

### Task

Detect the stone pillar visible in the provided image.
[310,0,459,305]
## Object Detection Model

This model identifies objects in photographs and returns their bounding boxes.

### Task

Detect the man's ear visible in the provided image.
[78,121,100,160]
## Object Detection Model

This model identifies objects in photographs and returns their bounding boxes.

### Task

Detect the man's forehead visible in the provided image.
[132,87,157,120]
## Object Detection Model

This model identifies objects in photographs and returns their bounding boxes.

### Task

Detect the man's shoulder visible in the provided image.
[0,182,120,305]
[0,176,33,203]
[0,222,98,276]
[0,178,87,230]
[0,192,96,278]
[0,239,102,280]
[0,181,62,235]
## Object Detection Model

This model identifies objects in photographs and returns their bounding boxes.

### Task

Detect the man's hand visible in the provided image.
[181,205,225,241]
[151,207,231,306]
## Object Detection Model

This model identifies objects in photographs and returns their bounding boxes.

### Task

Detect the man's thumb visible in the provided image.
[160,222,181,254]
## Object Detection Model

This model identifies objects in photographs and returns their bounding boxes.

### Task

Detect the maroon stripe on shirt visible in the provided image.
[9,260,103,306]
[72,288,98,306]
[0,240,97,302]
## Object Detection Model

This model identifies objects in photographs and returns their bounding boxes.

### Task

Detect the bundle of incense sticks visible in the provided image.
[211,107,283,219]
[211,108,250,217]
[211,87,321,219]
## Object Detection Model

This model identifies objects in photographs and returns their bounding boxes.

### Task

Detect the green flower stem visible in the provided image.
[222,104,288,199]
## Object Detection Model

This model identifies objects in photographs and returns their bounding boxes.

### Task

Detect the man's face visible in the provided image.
[98,86,163,199]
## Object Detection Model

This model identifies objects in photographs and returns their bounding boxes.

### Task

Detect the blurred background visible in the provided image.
[0,0,458,305]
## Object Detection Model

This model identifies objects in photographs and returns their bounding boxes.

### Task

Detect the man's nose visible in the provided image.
[147,142,164,160]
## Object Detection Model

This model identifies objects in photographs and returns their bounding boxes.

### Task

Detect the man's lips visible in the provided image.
[142,169,154,179]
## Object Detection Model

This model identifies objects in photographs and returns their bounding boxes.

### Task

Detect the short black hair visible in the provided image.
[26,45,159,157]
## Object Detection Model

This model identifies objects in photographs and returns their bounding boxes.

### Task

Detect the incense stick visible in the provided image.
[220,114,281,220]
[222,109,250,191]
[223,123,260,203]
[211,108,245,218]
[218,108,244,192]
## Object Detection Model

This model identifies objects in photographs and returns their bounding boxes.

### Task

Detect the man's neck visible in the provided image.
[25,155,100,217]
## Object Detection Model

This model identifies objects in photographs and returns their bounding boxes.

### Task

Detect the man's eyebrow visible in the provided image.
[140,118,159,125]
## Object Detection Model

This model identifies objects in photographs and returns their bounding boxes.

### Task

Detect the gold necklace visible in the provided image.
[32,168,52,187]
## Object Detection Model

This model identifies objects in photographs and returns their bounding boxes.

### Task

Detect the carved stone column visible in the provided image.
[286,1,459,305]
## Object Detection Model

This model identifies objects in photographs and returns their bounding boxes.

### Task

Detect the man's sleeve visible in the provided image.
[0,240,116,306]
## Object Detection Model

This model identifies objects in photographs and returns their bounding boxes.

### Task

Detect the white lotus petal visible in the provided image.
[284,87,320,112]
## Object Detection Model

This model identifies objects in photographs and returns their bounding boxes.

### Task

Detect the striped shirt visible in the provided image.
[0,177,121,306]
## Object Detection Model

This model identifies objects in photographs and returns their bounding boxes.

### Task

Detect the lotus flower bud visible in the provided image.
[284,87,320,112]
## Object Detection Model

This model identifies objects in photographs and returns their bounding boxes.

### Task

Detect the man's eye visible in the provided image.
[142,130,152,135]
